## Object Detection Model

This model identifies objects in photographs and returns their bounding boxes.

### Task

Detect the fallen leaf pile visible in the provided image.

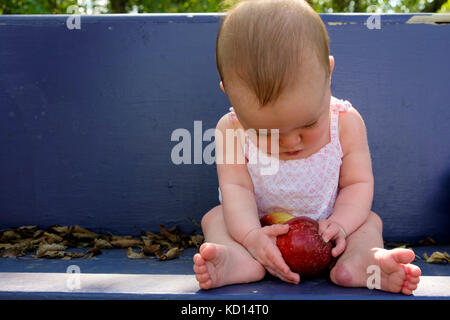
[384,237,437,248]
[422,251,450,264]
[0,225,204,261]
[384,237,449,264]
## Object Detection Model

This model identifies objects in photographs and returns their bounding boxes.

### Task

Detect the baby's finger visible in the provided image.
[264,224,290,237]
[332,237,346,257]
[267,248,290,274]
[318,219,329,236]
[265,266,278,278]
[321,224,339,243]
[266,266,299,284]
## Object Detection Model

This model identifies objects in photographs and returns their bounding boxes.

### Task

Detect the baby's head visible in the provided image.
[216,0,335,157]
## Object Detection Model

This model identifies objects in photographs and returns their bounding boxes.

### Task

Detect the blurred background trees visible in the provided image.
[1,0,449,14]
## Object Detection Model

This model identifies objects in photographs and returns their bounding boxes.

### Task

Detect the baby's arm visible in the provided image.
[215,114,260,242]
[214,114,299,284]
[321,108,374,254]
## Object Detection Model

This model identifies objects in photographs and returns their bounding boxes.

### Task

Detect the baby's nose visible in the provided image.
[280,134,301,149]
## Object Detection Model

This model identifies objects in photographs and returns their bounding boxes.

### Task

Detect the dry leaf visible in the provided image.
[1,230,21,241]
[43,232,63,244]
[36,243,67,257]
[94,238,113,249]
[38,250,66,259]
[145,231,163,241]
[160,225,178,243]
[155,247,181,261]
[49,226,70,234]
[1,224,203,261]
[141,236,152,247]
[109,234,132,241]
[72,232,97,241]
[190,235,204,248]
[0,245,24,258]
[85,247,102,258]
[417,237,436,246]
[17,226,39,238]
[166,247,181,260]
[33,230,44,239]
[143,244,160,255]
[63,251,86,259]
[74,225,97,236]
[126,247,146,259]
[110,239,142,248]
[424,251,450,264]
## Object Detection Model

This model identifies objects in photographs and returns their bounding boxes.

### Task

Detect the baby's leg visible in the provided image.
[193,205,266,290]
[329,211,421,295]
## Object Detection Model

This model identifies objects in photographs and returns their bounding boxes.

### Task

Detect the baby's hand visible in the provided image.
[318,219,347,257]
[242,225,300,284]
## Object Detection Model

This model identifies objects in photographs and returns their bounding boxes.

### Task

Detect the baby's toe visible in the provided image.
[193,263,207,274]
[389,274,406,292]
[200,279,213,290]
[406,274,420,285]
[404,281,418,291]
[196,272,210,283]
[405,264,421,277]
[401,287,414,295]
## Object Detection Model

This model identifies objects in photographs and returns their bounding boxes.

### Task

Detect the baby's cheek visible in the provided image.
[306,126,328,146]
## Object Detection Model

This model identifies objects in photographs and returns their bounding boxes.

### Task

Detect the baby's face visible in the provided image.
[223,56,334,161]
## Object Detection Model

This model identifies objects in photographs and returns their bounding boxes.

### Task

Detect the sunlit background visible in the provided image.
[0,0,449,14]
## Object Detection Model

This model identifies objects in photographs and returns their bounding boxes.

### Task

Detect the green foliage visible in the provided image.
[438,0,450,12]
[0,0,78,14]
[0,0,448,14]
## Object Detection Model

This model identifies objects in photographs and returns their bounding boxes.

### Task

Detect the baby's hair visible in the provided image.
[216,0,330,107]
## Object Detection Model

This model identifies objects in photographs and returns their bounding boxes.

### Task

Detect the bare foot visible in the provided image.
[330,248,421,295]
[193,242,266,290]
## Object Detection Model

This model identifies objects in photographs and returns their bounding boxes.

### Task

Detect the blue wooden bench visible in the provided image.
[0,13,449,300]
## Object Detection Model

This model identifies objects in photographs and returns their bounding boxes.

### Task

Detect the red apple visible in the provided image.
[260,212,295,227]
[276,216,332,277]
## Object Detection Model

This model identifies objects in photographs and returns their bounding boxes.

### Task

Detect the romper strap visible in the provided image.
[329,97,352,157]
[229,106,238,122]
[228,106,249,160]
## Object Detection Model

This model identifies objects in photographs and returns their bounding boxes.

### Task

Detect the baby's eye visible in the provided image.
[303,121,318,129]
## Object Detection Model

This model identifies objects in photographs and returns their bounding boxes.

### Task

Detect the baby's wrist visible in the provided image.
[240,227,260,248]
[329,219,347,239]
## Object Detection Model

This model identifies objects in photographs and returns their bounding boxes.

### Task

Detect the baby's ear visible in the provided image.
[219,81,226,94]
[328,56,335,85]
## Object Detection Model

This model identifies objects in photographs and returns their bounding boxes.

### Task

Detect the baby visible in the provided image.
[193,0,421,295]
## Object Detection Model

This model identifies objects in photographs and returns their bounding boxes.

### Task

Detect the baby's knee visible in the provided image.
[369,211,383,232]
[201,205,223,231]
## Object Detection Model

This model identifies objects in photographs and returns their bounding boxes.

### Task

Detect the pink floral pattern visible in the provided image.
[219,96,351,221]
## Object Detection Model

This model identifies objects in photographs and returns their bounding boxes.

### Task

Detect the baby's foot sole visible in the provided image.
[193,242,265,290]
[330,248,421,295]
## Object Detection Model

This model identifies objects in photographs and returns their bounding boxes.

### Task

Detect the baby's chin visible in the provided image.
[264,150,306,161]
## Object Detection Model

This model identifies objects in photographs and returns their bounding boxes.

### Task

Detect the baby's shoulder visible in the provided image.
[338,105,368,156]
[216,110,244,133]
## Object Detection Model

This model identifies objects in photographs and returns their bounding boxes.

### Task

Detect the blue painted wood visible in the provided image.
[0,246,449,300]
[0,14,449,243]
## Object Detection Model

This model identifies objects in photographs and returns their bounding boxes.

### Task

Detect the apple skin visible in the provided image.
[276,216,333,277]
[260,212,295,227]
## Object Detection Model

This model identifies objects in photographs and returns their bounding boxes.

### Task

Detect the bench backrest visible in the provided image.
[1,14,449,242]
